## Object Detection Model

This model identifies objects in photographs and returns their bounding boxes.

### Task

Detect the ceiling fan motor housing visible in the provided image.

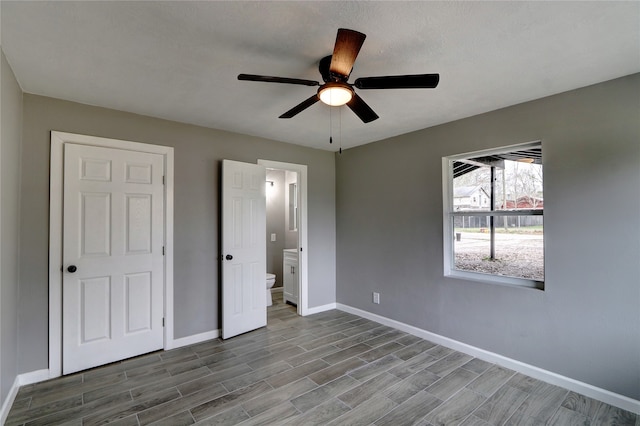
[319,55,351,83]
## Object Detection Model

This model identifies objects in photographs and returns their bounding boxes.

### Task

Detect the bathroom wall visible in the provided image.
[266,169,285,287]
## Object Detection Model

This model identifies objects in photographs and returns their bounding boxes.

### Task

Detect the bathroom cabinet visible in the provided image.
[283,248,298,305]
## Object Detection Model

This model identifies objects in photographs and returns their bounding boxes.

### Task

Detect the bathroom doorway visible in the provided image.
[258,160,308,317]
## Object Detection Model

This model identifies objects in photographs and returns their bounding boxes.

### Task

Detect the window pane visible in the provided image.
[453,216,544,281]
[452,167,492,212]
[495,160,543,211]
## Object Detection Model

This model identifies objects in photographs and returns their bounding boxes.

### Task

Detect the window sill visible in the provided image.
[445,269,544,290]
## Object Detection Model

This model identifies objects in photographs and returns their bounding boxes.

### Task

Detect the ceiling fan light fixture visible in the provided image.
[318,83,353,106]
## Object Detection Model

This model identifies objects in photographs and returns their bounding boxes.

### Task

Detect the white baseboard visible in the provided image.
[166,300,333,347]
[17,369,52,386]
[166,329,220,350]
[336,303,640,415]
[0,376,20,426]
[1,369,52,424]
[303,302,336,316]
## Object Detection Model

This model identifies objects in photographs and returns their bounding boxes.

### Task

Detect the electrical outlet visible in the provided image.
[373,292,380,304]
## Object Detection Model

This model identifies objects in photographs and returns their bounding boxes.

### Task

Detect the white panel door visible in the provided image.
[221,160,266,339]
[63,143,165,374]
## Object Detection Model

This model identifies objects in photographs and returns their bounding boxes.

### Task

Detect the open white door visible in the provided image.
[62,143,165,374]
[221,160,267,339]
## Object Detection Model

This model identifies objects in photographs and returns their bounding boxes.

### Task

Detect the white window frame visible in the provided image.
[442,142,544,290]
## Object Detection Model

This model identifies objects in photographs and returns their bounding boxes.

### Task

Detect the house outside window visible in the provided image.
[442,142,544,289]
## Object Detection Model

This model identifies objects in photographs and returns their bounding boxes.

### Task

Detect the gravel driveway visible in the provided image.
[454,231,544,281]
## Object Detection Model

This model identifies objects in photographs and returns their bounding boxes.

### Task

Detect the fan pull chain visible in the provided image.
[329,103,333,144]
[339,107,343,154]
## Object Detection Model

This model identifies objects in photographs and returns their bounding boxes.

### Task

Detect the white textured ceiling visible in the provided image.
[2,1,639,151]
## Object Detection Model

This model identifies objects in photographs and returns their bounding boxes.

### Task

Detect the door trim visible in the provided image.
[257,160,309,316]
[49,131,174,377]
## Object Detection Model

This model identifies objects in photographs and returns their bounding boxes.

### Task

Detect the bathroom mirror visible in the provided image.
[288,183,297,231]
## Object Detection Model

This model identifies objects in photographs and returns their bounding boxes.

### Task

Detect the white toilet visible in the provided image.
[266,273,276,306]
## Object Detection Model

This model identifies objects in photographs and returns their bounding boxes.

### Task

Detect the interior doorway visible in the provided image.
[258,160,308,316]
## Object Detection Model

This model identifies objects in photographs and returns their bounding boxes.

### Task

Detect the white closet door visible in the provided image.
[62,143,164,374]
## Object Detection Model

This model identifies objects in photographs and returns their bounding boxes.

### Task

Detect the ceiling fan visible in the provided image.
[238,28,440,123]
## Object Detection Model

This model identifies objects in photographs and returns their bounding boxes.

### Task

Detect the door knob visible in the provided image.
[225,254,233,260]
[67,265,77,273]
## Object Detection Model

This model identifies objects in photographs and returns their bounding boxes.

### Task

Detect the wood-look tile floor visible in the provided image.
[7,290,639,425]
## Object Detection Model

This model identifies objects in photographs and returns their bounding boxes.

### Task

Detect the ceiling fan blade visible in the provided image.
[354,74,440,89]
[238,74,320,87]
[347,93,379,123]
[329,29,366,78]
[279,94,320,119]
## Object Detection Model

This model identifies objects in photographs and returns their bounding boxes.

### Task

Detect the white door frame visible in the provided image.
[49,131,174,378]
[257,160,309,316]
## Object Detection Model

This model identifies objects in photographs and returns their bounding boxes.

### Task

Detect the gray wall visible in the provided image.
[18,94,336,374]
[1,50,23,403]
[266,169,285,287]
[336,73,640,400]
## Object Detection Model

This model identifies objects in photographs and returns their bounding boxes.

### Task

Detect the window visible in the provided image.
[288,182,298,231]
[443,142,544,289]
